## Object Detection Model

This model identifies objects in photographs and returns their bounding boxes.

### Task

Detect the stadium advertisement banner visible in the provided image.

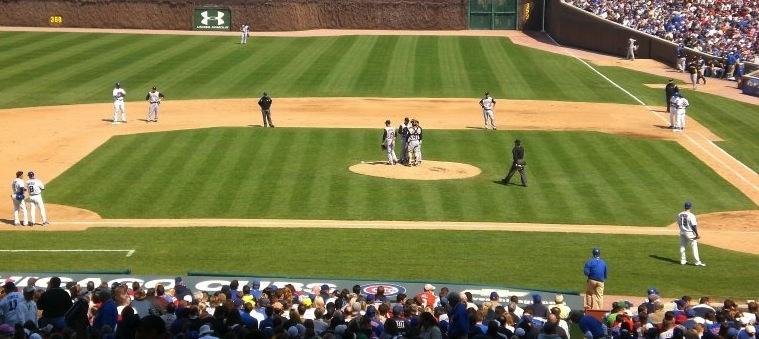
[0,273,581,309]
[193,8,231,31]
[742,76,759,97]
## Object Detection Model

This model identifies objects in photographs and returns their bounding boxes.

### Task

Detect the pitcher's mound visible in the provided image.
[349,160,481,180]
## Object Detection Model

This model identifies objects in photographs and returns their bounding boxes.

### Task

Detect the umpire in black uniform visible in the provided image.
[501,139,527,187]
[665,79,678,113]
[258,92,274,128]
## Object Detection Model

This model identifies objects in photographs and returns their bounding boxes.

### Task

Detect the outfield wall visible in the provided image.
[0,0,467,31]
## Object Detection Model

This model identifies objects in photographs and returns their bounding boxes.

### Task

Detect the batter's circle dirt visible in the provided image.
[349,160,481,180]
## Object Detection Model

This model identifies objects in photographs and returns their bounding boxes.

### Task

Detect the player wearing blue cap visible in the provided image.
[583,248,607,309]
[677,201,705,266]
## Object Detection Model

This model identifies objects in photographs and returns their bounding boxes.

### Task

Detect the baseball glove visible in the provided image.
[381,144,386,150]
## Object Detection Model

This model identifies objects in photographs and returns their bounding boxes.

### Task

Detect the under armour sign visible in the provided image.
[193,8,232,31]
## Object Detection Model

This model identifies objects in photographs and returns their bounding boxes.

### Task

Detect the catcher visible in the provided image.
[381,120,398,165]
[501,139,527,187]
[145,86,165,123]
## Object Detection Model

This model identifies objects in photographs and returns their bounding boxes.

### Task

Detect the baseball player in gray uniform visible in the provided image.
[406,119,423,166]
[11,171,28,226]
[145,86,165,123]
[479,92,497,130]
[677,201,705,266]
[26,171,47,226]
[382,120,398,165]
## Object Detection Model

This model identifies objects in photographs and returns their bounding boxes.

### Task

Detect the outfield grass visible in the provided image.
[594,65,759,172]
[2,228,757,298]
[46,128,754,225]
[0,32,634,108]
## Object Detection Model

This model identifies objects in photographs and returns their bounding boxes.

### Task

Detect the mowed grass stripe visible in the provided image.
[229,130,283,216]
[215,131,264,215]
[437,36,471,94]
[413,36,443,97]
[252,37,326,95]
[167,38,249,96]
[0,32,84,64]
[532,133,591,222]
[304,129,344,219]
[248,129,299,216]
[318,36,380,94]
[354,36,399,95]
[284,36,354,95]
[204,38,293,97]
[457,37,502,96]
[265,130,313,217]
[383,36,418,95]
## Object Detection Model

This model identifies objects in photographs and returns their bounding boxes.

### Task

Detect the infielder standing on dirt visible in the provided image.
[11,171,28,226]
[145,86,165,123]
[677,201,705,266]
[406,119,423,166]
[479,91,497,130]
[397,117,411,165]
[258,92,274,128]
[241,24,250,46]
[673,93,690,131]
[112,82,127,124]
[382,120,398,165]
[26,171,47,226]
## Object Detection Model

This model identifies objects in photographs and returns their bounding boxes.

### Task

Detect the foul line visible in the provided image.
[0,249,135,257]
[543,33,759,193]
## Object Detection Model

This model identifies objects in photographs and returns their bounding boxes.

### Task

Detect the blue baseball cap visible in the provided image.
[592,248,601,256]
[684,201,692,209]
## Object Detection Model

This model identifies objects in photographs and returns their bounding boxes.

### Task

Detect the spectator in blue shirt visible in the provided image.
[570,310,607,339]
[583,248,607,309]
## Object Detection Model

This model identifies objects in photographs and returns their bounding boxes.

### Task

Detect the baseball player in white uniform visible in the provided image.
[11,171,28,226]
[479,92,497,130]
[406,119,423,166]
[673,94,689,131]
[26,171,48,226]
[382,120,398,165]
[677,201,705,266]
[145,86,165,122]
[112,82,127,124]
[241,24,250,45]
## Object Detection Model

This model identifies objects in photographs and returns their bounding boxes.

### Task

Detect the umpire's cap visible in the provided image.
[592,248,601,257]
[684,201,692,209]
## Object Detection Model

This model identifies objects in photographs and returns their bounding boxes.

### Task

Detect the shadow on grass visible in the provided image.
[649,254,680,265]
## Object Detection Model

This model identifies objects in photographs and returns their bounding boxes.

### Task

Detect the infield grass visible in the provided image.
[1,228,757,298]
[46,128,755,225]
[0,32,633,108]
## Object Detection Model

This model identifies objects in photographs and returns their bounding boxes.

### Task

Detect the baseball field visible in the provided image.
[1,28,758,299]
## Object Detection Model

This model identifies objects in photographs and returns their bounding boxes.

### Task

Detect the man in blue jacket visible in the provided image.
[583,248,607,309]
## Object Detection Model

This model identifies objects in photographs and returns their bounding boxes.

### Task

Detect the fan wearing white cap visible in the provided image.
[417,284,437,308]
[198,324,219,339]
[677,201,705,267]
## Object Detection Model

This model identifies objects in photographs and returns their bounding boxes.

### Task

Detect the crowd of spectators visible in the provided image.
[0,277,757,339]
[564,0,759,64]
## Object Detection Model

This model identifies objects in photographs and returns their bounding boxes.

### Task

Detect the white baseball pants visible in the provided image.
[676,113,686,129]
[113,101,126,123]
[483,109,496,129]
[241,32,248,44]
[385,140,397,164]
[28,195,47,224]
[679,232,702,264]
[408,140,421,165]
[11,196,28,225]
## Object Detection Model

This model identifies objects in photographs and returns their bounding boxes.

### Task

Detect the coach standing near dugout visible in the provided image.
[258,92,274,128]
[583,248,607,310]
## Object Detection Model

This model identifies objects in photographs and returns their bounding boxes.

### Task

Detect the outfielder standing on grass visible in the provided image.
[678,201,706,266]
[583,248,607,309]
[144,86,165,123]
[112,82,127,124]
[240,24,250,46]
[258,92,274,128]
[381,120,398,165]
[479,91,497,130]
[11,171,28,226]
